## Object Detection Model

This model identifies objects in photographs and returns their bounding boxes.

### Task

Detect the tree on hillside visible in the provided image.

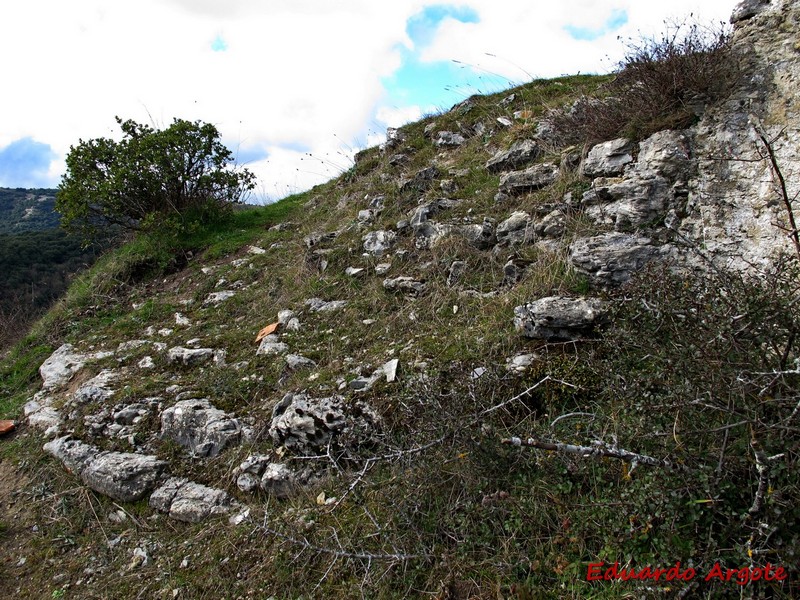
[56,117,256,240]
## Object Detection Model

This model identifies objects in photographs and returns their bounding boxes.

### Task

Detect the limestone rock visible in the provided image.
[399,166,439,193]
[514,297,608,340]
[256,334,289,356]
[160,398,242,457]
[43,436,95,474]
[536,209,567,238]
[304,230,338,249]
[278,309,301,331]
[499,163,559,195]
[81,452,167,503]
[496,211,532,245]
[506,353,538,373]
[582,138,634,177]
[71,369,120,405]
[731,0,771,23]
[570,232,661,286]
[24,393,62,433]
[285,354,317,370]
[260,463,297,498]
[44,436,166,502]
[150,477,234,523]
[434,131,466,146]
[39,344,88,390]
[486,139,540,172]
[362,230,396,256]
[203,290,236,306]
[383,276,427,295]
[458,218,496,249]
[305,298,348,312]
[349,359,400,392]
[585,175,672,230]
[636,130,691,179]
[357,209,376,225]
[235,456,298,498]
[447,261,467,287]
[167,347,215,367]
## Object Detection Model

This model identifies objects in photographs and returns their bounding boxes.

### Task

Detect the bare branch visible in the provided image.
[750,117,800,259]
[501,435,683,471]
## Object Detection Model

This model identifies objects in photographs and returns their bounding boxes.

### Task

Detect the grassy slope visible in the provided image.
[0,73,798,599]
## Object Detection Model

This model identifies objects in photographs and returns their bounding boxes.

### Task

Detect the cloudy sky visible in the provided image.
[1,0,735,200]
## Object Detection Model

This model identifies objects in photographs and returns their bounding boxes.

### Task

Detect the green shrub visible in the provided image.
[56,117,256,242]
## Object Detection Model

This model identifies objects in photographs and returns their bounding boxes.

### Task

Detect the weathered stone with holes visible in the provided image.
[570,232,662,286]
[486,139,540,172]
[269,392,381,453]
[514,297,608,340]
[150,477,235,523]
[44,436,166,502]
[159,398,242,457]
[499,163,559,195]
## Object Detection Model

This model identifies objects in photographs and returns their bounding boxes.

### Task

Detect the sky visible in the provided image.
[0,0,736,201]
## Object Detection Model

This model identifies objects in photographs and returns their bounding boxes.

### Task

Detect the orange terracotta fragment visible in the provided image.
[0,420,15,436]
[255,322,279,343]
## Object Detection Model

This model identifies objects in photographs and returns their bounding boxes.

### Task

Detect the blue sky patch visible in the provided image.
[406,4,480,48]
[383,53,510,112]
[0,137,57,188]
[211,35,228,52]
[232,144,270,165]
[564,8,628,41]
[382,4,493,112]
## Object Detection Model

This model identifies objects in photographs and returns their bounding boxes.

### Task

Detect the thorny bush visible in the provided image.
[550,19,741,145]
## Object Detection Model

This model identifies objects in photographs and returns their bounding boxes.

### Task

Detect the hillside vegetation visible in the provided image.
[1,6,799,599]
[0,189,106,350]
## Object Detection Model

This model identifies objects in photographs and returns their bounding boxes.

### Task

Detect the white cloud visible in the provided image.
[0,0,738,193]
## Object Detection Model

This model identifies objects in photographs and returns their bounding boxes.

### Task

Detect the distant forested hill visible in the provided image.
[0,187,60,233]
[0,187,106,348]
